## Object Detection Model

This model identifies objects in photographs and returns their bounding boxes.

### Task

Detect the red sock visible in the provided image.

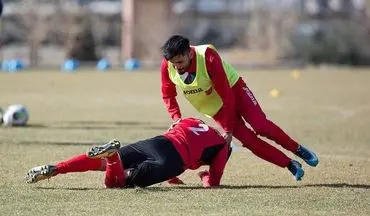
[55,154,104,175]
[104,153,125,188]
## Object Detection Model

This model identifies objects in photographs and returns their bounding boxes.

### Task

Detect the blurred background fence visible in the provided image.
[0,0,369,68]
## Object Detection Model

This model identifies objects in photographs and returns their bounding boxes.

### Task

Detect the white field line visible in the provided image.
[319,154,370,161]
[321,105,356,119]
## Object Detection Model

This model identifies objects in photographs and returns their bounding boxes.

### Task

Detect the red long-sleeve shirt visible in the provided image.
[161,47,236,132]
[164,117,230,186]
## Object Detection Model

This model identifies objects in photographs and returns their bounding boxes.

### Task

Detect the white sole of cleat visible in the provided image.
[25,165,56,184]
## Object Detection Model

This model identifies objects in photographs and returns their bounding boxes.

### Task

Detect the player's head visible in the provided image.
[162,35,193,73]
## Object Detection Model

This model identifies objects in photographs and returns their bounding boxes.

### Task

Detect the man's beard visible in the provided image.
[177,59,192,74]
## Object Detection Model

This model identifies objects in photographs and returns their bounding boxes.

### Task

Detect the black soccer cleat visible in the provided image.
[87,139,121,159]
[25,165,56,184]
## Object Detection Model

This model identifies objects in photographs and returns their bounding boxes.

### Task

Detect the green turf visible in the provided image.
[0,68,369,216]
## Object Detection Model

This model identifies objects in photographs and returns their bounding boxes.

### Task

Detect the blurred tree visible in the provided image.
[283,19,370,66]
[20,2,48,67]
[283,0,370,66]
[65,9,99,62]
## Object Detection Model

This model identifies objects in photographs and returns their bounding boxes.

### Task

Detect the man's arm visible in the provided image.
[205,48,236,133]
[199,143,230,187]
[161,59,182,121]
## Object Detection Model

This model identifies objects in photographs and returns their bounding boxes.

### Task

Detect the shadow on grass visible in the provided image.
[20,121,168,131]
[168,183,370,190]
[8,140,131,146]
[34,186,173,192]
[35,186,103,191]
[34,183,369,191]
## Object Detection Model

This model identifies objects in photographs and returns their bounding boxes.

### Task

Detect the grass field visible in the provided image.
[0,68,369,216]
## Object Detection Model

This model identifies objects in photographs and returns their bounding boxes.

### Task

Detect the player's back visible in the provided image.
[164,118,226,169]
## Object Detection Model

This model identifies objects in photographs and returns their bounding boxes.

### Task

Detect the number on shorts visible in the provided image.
[189,124,209,135]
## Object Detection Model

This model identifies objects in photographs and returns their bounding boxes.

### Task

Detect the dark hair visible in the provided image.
[161,35,190,60]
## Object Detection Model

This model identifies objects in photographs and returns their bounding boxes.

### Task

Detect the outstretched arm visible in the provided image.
[161,59,182,121]
[205,48,236,137]
[199,143,230,188]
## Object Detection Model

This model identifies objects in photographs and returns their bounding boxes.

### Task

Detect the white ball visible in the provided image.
[2,104,29,127]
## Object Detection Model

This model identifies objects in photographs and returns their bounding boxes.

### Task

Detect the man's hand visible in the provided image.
[222,132,233,145]
[173,118,182,124]
[167,118,182,131]
[198,170,211,188]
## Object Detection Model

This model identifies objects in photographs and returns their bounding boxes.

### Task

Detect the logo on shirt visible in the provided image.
[183,88,203,95]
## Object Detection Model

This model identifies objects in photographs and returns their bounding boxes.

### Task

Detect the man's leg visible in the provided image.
[88,140,126,188]
[104,153,126,188]
[232,81,299,152]
[233,117,304,180]
[26,153,105,184]
[231,117,291,168]
[232,80,318,166]
[213,109,304,180]
[55,154,105,174]
[234,118,304,181]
